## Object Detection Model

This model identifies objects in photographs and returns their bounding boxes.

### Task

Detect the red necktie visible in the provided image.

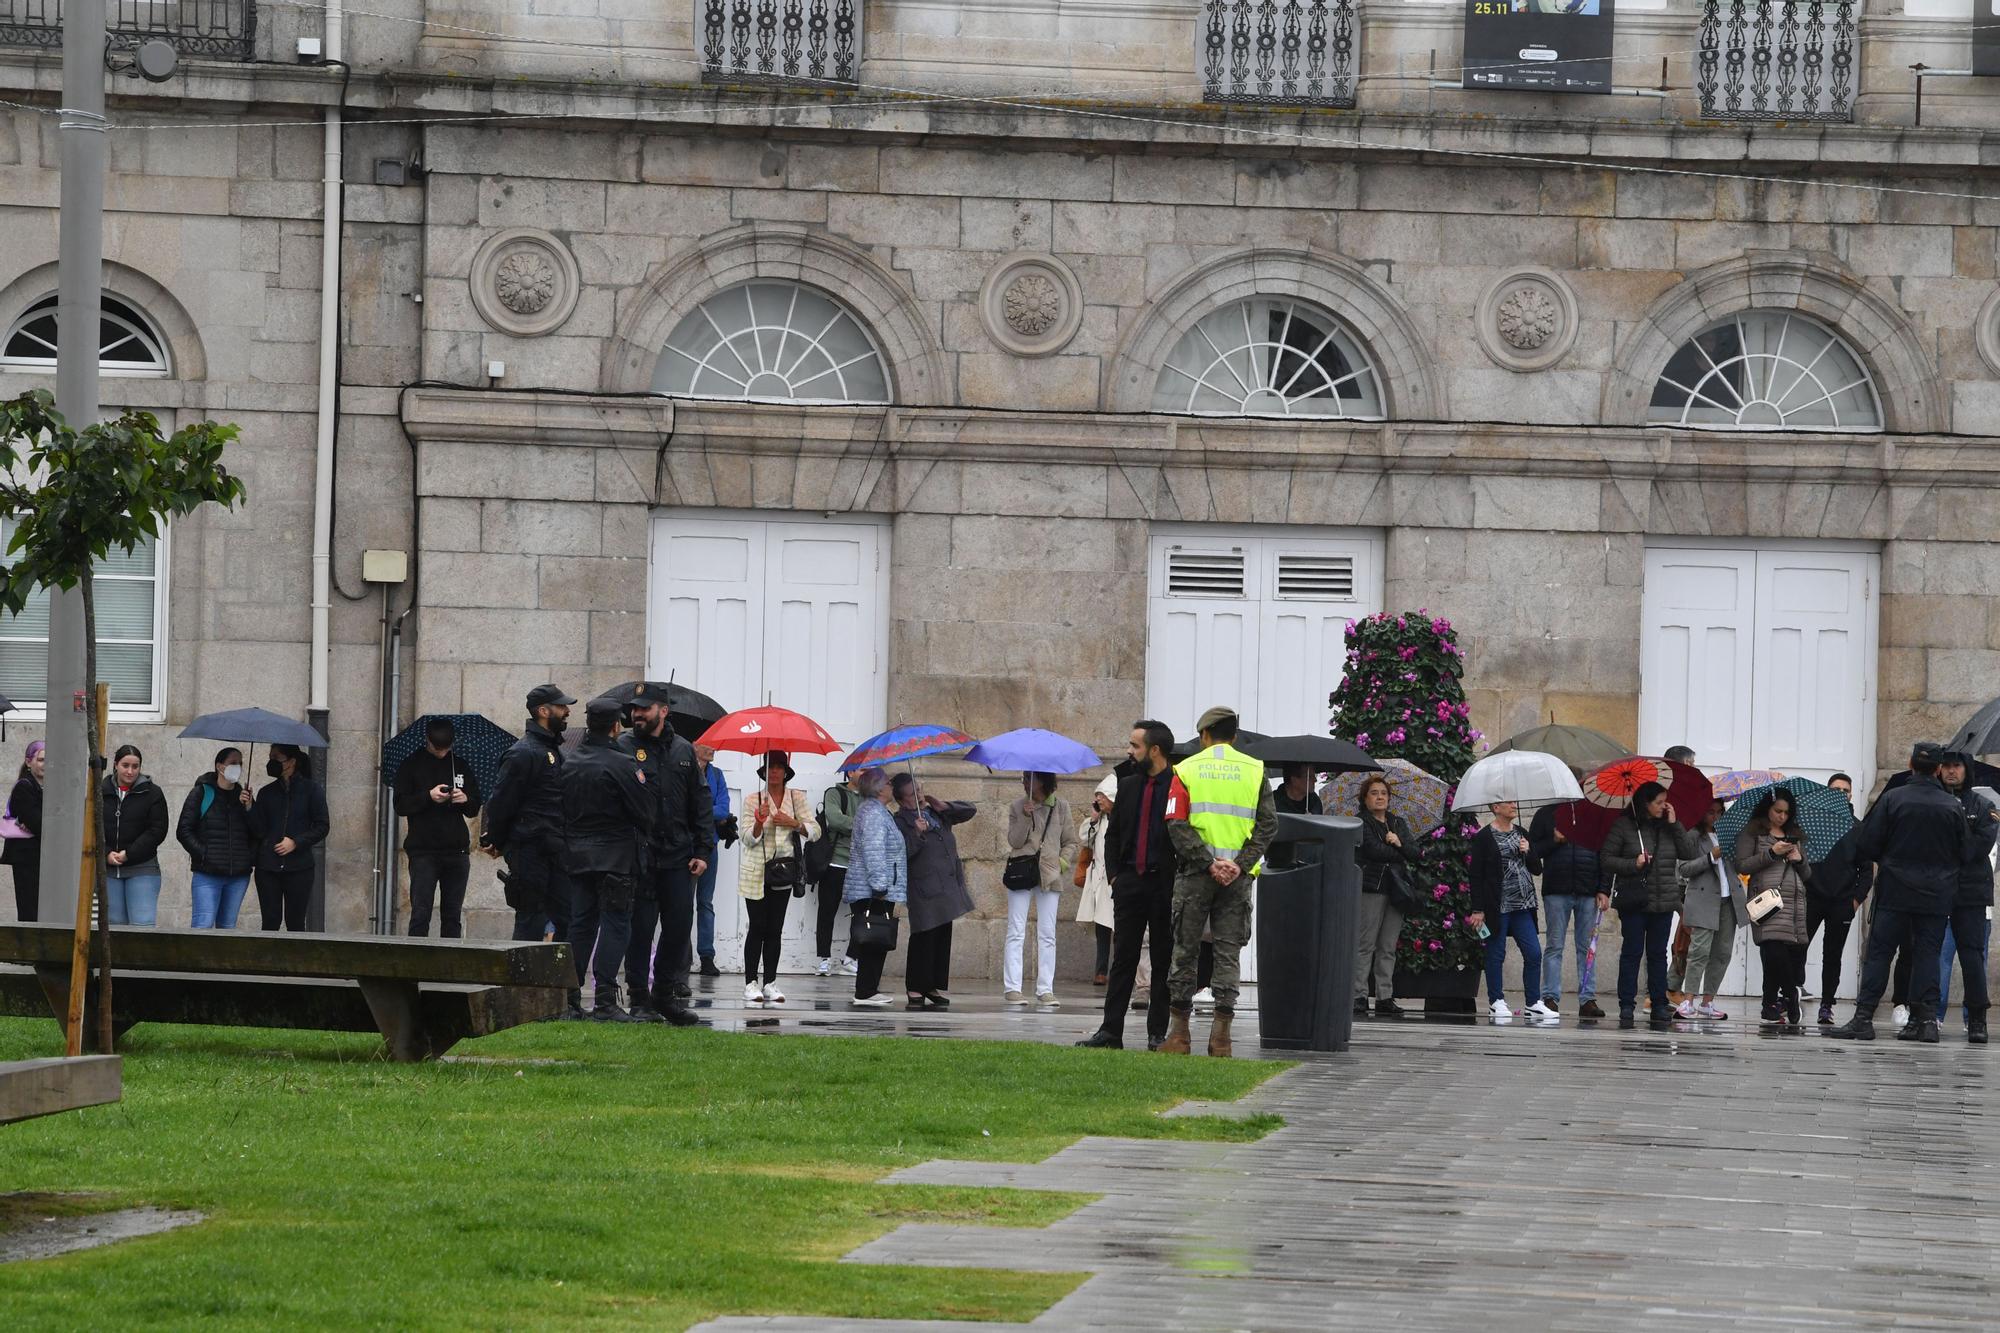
[1135,776,1154,872]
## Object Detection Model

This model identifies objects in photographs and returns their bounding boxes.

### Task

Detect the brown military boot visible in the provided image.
[1207,1009,1233,1058]
[1158,1005,1192,1054]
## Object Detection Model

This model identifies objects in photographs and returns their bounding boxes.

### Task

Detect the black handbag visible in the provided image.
[1381,862,1420,915]
[849,898,900,951]
[1003,805,1054,891]
[805,788,847,888]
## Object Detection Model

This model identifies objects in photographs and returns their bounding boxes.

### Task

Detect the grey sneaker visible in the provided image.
[1003,990,1026,1004]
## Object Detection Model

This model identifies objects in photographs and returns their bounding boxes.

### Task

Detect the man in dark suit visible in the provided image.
[1076,719,1176,1051]
[1828,742,1970,1043]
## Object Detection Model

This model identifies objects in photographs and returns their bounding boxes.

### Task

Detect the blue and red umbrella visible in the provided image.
[840,723,977,772]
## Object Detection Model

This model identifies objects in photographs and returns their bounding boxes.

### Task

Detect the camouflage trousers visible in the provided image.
[1168,868,1253,1012]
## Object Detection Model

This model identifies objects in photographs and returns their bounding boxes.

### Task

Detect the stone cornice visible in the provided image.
[401,390,1997,486]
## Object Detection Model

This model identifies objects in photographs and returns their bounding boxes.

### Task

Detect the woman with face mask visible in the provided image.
[177,747,257,929]
[248,743,331,931]
[102,744,170,926]
[2,740,46,920]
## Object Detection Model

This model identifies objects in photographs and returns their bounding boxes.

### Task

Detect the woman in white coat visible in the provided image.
[1004,771,1081,1006]
[1075,773,1118,985]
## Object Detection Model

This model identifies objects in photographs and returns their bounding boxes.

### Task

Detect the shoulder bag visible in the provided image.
[1381,860,1419,915]
[805,787,847,887]
[761,792,804,892]
[1072,817,1097,889]
[0,793,29,841]
[1004,804,1054,892]
[1611,825,1652,912]
[1746,851,1795,924]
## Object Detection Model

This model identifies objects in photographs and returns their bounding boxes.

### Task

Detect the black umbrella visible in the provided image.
[1885,760,2000,794]
[1170,728,1268,760]
[380,714,516,803]
[1947,698,2000,757]
[1242,734,1380,775]
[179,707,328,778]
[603,680,726,743]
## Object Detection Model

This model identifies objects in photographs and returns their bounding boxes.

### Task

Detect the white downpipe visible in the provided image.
[309,0,344,715]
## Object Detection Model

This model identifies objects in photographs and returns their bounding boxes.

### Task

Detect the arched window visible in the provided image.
[651,281,891,404]
[1648,312,1882,432]
[1152,297,1384,419]
[1,293,171,377]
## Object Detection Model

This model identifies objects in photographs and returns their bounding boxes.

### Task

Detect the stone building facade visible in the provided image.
[1,1,1996,992]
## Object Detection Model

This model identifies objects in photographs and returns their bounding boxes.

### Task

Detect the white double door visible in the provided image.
[1638,543,1879,999]
[1144,525,1386,985]
[648,511,889,976]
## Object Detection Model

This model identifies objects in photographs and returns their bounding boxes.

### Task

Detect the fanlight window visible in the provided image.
[652,281,890,404]
[1,293,170,376]
[1153,297,1384,419]
[1648,312,1882,432]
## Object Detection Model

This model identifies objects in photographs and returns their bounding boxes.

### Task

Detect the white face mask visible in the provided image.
[223,765,243,784]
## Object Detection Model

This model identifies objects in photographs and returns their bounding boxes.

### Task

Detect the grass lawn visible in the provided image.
[0,1018,1285,1330]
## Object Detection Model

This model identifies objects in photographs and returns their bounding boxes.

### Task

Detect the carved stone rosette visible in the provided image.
[1475,267,1579,373]
[469,228,581,337]
[979,252,1083,357]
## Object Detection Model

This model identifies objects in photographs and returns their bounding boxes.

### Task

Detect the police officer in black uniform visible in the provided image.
[481,685,576,961]
[617,684,713,1026]
[1939,749,1997,1044]
[1828,742,1971,1043]
[564,695,655,1023]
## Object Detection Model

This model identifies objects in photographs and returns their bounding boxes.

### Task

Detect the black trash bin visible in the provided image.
[1254,812,1362,1052]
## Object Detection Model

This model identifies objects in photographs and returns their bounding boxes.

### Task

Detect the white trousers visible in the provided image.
[1004,888,1060,994]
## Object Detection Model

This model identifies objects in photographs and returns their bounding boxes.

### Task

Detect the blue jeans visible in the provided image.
[1939,909,1992,1023]
[190,872,251,928]
[104,872,162,926]
[1617,909,1675,1013]
[1484,908,1543,1007]
[695,852,719,959]
[1541,894,1600,1002]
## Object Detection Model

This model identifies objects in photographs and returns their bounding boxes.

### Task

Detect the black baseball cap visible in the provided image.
[629,681,674,705]
[584,695,625,723]
[526,684,576,710]
[1911,741,1945,766]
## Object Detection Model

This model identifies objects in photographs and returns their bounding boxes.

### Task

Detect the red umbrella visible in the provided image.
[696,706,841,757]
[1561,760,1716,851]
[1583,756,1670,808]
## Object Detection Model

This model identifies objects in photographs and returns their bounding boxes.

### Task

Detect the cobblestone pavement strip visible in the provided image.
[684,976,1997,1331]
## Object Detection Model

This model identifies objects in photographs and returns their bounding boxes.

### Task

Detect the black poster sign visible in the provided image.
[1977,0,2000,78]
[1462,0,1616,94]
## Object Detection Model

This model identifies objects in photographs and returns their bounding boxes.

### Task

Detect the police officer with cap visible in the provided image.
[481,684,577,955]
[1828,741,1971,1043]
[618,683,714,1026]
[1937,749,1997,1043]
[563,695,655,1022]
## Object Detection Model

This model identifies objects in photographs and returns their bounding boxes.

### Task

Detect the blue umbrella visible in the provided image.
[962,728,1100,774]
[381,714,517,803]
[841,723,977,772]
[179,707,327,749]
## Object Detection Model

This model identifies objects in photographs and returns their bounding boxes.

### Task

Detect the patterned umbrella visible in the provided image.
[1712,769,1786,800]
[840,723,976,772]
[1583,756,1670,808]
[1715,776,1855,864]
[1322,757,1449,836]
[1561,761,1716,852]
[381,714,516,803]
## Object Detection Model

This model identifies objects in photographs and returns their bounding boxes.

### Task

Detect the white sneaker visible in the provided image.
[1676,998,1701,1019]
[851,994,892,1007]
[1489,999,1514,1019]
[814,957,832,977]
[744,981,764,1003]
[1892,1005,1911,1029]
[839,956,860,975]
[1524,1001,1558,1019]
[764,983,786,1004]
[1038,992,1059,1007]
[1192,987,1215,1008]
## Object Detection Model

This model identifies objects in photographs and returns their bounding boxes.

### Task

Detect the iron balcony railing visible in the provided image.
[699,0,860,85]
[1199,0,1358,109]
[0,0,255,59]
[1698,0,1856,122]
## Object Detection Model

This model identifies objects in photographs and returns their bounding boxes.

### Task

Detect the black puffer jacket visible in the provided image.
[101,774,170,878]
[1355,811,1421,894]
[1600,812,1699,914]
[177,774,257,877]
[1529,803,1607,897]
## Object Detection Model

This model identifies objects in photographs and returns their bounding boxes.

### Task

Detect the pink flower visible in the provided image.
[1402,672,1418,682]
[1429,940,1442,951]
[1398,646,1417,661]
[1432,885,1447,900]
[1355,733,1371,749]
[1386,727,1406,744]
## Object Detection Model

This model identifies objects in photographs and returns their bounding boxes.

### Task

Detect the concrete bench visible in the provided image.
[0,1055,122,1125]
[0,925,572,1062]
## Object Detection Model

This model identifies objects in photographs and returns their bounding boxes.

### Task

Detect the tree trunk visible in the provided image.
[81,572,111,1054]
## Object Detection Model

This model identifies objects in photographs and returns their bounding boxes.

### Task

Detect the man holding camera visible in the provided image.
[392,717,484,938]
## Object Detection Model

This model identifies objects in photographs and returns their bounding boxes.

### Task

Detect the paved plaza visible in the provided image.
[682,976,1998,1331]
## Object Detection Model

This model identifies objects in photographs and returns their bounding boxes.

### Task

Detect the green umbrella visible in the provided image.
[1715,776,1855,864]
[1489,723,1630,772]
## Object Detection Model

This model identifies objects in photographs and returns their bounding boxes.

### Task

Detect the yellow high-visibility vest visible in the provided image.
[1173,743,1265,874]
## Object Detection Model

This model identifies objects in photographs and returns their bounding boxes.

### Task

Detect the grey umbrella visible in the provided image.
[1490,723,1630,772]
[1947,697,2000,757]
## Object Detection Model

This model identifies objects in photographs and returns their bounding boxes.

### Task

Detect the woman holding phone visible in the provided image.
[1735,790,1812,1026]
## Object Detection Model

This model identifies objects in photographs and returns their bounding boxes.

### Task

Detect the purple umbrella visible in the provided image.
[841,723,976,772]
[962,728,1100,774]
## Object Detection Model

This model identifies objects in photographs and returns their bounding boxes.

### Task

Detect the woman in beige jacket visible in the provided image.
[1004,771,1082,1006]
[1734,789,1812,1027]
[737,750,820,1005]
